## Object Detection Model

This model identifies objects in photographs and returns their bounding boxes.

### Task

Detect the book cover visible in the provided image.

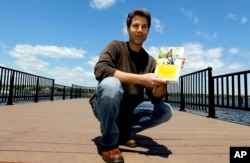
[154,46,184,82]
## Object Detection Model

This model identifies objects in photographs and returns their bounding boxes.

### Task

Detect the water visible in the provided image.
[215,107,250,126]
[174,107,250,126]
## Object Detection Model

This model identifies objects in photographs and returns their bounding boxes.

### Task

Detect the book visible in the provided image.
[154,46,184,83]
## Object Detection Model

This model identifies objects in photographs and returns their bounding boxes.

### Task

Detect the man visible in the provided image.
[90,9,182,163]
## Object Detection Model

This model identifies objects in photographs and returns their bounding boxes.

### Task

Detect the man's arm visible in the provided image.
[114,70,167,90]
[114,70,144,85]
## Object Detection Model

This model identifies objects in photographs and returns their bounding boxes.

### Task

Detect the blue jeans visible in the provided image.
[92,77,172,149]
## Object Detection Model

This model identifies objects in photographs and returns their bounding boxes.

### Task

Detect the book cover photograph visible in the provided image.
[154,46,184,82]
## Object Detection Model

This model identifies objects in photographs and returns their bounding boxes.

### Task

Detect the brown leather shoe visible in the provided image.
[123,139,138,148]
[102,148,124,163]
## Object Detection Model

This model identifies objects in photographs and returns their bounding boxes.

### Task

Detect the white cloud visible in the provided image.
[241,16,248,24]
[9,44,85,59]
[227,13,236,20]
[206,47,223,59]
[14,56,49,73]
[122,22,127,35]
[196,31,217,40]
[181,8,199,24]
[227,62,244,70]
[178,42,225,75]
[87,56,99,66]
[0,41,7,51]
[0,63,5,67]
[228,48,239,55]
[152,17,164,33]
[193,17,199,24]
[7,44,92,86]
[48,66,96,86]
[145,46,159,59]
[227,14,247,24]
[90,0,116,9]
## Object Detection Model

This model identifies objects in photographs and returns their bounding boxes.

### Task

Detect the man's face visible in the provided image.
[127,15,149,46]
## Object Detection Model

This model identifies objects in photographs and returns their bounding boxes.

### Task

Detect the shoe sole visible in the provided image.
[102,156,124,163]
[125,143,138,148]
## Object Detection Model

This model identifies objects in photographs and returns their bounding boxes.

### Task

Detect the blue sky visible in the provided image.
[0,0,249,87]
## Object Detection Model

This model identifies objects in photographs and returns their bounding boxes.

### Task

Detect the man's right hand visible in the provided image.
[141,73,167,89]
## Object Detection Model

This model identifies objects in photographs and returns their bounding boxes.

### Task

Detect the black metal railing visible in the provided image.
[53,84,72,100]
[166,67,250,118]
[213,70,249,110]
[71,84,96,98]
[166,67,213,116]
[1,65,249,124]
[0,66,96,105]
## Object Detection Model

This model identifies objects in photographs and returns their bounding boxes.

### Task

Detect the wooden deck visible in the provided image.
[0,99,249,163]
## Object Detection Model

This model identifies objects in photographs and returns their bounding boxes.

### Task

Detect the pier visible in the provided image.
[0,99,249,163]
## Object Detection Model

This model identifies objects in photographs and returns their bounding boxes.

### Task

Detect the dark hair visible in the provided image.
[126,9,151,29]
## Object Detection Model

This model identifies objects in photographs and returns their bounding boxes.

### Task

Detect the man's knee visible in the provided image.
[159,103,173,123]
[98,77,124,99]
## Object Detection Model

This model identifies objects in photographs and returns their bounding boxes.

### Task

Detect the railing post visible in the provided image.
[50,79,54,101]
[75,87,77,98]
[7,70,15,105]
[165,86,169,102]
[63,86,66,100]
[70,85,73,99]
[179,77,185,111]
[243,73,248,109]
[208,67,215,118]
[34,77,39,103]
[79,87,82,98]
